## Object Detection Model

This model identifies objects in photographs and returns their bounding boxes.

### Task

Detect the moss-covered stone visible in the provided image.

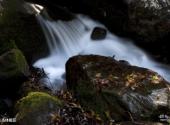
[66,55,170,121]
[0,49,29,80]
[15,92,62,125]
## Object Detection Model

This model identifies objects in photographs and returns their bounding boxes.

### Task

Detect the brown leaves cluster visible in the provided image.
[47,91,104,125]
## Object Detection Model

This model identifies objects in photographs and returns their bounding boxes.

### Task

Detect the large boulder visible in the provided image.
[66,55,170,122]
[15,92,62,125]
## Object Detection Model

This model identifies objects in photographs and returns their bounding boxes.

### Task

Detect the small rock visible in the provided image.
[91,27,107,40]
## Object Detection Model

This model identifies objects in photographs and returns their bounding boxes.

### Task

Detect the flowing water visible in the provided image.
[34,14,170,90]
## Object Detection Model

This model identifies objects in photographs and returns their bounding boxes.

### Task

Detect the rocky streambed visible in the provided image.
[1,47,170,124]
[0,0,170,125]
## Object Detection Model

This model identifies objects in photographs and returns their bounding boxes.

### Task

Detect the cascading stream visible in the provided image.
[34,14,170,91]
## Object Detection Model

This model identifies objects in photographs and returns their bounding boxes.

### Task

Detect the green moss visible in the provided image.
[14,49,28,75]
[16,92,62,121]
[0,49,29,79]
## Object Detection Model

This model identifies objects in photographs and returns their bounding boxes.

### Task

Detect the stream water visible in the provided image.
[34,14,170,90]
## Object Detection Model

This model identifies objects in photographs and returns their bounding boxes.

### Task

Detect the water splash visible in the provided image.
[34,14,170,90]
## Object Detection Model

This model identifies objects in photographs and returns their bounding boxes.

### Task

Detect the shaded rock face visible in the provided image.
[0,0,48,64]
[126,0,170,63]
[66,55,170,121]
[91,27,107,40]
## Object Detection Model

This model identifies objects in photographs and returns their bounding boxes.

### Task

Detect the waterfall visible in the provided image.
[34,14,170,91]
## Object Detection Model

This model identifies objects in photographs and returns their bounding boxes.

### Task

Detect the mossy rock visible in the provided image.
[15,92,62,125]
[0,49,29,80]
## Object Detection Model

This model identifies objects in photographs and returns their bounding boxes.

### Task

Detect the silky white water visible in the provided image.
[34,14,170,90]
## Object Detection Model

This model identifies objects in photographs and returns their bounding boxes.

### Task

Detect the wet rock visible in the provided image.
[91,27,107,40]
[15,92,62,125]
[66,55,170,121]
